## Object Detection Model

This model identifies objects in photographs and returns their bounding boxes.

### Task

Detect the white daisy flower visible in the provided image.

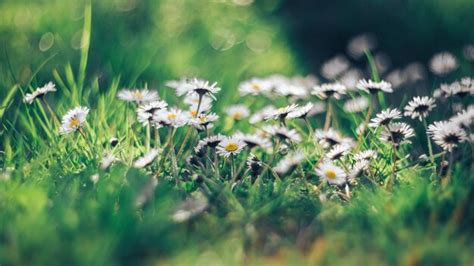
[379,122,415,146]
[368,108,402,128]
[189,113,219,130]
[339,68,363,89]
[320,55,350,79]
[249,105,277,124]
[346,33,377,59]
[263,125,302,143]
[307,102,326,116]
[312,83,347,100]
[440,79,473,98]
[23,82,56,104]
[357,79,393,94]
[153,107,188,128]
[247,154,263,177]
[287,102,314,119]
[184,94,213,108]
[429,52,458,76]
[449,105,474,129]
[186,78,221,100]
[315,162,347,186]
[403,96,436,121]
[117,89,159,103]
[236,133,271,149]
[100,153,116,170]
[273,150,305,175]
[314,128,353,149]
[385,69,406,89]
[187,100,212,118]
[428,121,468,152]
[356,123,366,136]
[238,78,272,96]
[172,193,208,223]
[275,84,308,98]
[291,75,319,90]
[225,105,250,120]
[216,136,246,157]
[165,77,194,96]
[458,77,474,97]
[59,106,89,135]
[133,149,159,168]
[137,100,168,126]
[349,159,370,180]
[463,44,474,61]
[265,104,299,121]
[343,96,369,113]
[325,144,351,161]
[202,134,225,148]
[354,150,377,161]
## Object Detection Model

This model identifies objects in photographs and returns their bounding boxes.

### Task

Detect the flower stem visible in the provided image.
[323,100,332,131]
[422,118,436,175]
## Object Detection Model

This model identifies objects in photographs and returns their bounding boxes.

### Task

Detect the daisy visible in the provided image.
[23,81,56,104]
[109,137,119,147]
[171,193,208,223]
[133,149,159,168]
[263,125,302,143]
[236,133,271,149]
[194,140,207,158]
[368,108,402,128]
[315,162,347,186]
[379,122,415,146]
[346,33,376,59]
[117,89,159,103]
[216,136,246,157]
[100,153,116,170]
[307,102,326,116]
[265,104,299,121]
[357,79,393,94]
[403,96,436,121]
[225,105,250,120]
[449,105,474,129]
[249,105,277,124]
[189,113,219,130]
[354,150,377,161]
[273,150,305,175]
[343,97,369,113]
[320,55,350,79]
[429,52,458,76]
[186,78,221,100]
[339,68,363,89]
[325,144,351,161]
[312,83,347,100]
[428,121,468,151]
[153,107,188,128]
[247,154,263,177]
[291,75,319,90]
[458,77,474,97]
[463,44,474,61]
[202,134,225,148]
[238,78,272,96]
[187,100,212,117]
[287,102,314,119]
[314,128,353,149]
[136,100,168,126]
[275,84,308,98]
[59,106,89,135]
[349,159,370,180]
[165,77,194,96]
[184,94,213,109]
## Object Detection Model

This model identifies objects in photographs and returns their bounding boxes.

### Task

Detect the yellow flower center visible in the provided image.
[224,143,239,152]
[232,112,242,120]
[69,118,80,128]
[167,113,177,120]
[251,83,261,91]
[199,115,207,123]
[324,169,337,180]
[133,91,143,100]
[190,110,197,117]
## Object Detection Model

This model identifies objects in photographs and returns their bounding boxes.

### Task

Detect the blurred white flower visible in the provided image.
[59,106,89,135]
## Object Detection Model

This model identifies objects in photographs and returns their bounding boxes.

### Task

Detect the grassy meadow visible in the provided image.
[0,1,473,265]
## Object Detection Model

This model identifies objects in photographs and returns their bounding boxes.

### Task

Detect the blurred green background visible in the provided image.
[1,0,473,92]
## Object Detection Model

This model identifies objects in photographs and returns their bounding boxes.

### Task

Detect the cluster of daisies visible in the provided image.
[21,34,473,206]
